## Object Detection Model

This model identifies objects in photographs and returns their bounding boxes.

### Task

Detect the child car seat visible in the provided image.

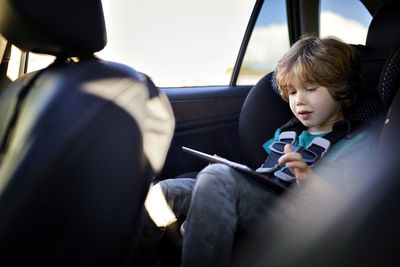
[238,0,400,169]
[236,43,400,267]
[231,2,400,265]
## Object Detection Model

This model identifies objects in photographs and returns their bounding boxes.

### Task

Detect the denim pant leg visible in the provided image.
[160,178,196,220]
[181,163,280,267]
[133,178,196,266]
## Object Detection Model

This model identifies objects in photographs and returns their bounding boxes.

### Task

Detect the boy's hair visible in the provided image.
[275,35,360,108]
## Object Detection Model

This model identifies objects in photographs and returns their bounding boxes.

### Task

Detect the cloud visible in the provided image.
[242,24,290,71]
[242,11,369,72]
[320,11,368,45]
[96,3,369,86]
[97,0,255,87]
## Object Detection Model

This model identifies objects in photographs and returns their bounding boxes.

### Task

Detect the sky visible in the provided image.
[244,10,369,73]
[8,0,373,86]
[95,0,372,87]
[257,0,371,27]
[97,0,256,86]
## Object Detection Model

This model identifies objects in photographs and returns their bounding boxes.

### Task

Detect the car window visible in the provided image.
[97,0,256,87]
[320,0,372,45]
[6,45,22,81]
[6,46,55,81]
[20,0,256,87]
[27,53,55,74]
[237,0,290,85]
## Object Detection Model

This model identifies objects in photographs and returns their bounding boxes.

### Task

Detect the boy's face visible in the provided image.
[287,76,343,134]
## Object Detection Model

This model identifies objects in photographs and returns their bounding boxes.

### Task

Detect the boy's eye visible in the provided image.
[288,89,297,95]
[306,87,317,92]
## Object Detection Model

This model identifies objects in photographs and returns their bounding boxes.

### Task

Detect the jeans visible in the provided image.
[181,163,284,267]
[136,163,291,267]
[132,178,195,267]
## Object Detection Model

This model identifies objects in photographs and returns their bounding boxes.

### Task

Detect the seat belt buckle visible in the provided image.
[274,167,296,182]
[307,137,331,159]
[269,142,302,155]
[278,131,297,143]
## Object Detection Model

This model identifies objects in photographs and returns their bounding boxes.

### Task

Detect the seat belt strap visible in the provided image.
[257,118,351,186]
[256,131,297,173]
[274,137,331,182]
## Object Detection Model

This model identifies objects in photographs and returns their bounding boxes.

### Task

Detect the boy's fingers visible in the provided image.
[279,145,293,165]
[284,144,292,154]
[285,160,307,170]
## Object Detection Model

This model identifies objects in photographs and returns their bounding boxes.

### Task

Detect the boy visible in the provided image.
[137,35,375,267]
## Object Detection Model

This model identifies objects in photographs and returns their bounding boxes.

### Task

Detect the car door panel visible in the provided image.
[159,85,251,179]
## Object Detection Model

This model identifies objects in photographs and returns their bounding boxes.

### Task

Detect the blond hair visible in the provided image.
[275,35,360,108]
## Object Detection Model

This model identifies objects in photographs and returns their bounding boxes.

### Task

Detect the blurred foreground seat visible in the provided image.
[0,0,174,265]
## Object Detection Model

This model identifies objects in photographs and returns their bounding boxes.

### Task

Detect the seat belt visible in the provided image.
[256,118,351,186]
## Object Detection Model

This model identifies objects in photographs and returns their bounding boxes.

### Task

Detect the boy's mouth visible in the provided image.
[298,110,312,119]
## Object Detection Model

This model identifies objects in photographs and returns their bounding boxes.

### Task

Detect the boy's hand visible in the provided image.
[278,144,316,186]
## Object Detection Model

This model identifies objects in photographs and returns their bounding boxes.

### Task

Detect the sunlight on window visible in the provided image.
[27,52,55,73]
[237,24,290,85]
[8,47,55,81]
[237,0,290,85]
[7,45,21,81]
[97,0,256,87]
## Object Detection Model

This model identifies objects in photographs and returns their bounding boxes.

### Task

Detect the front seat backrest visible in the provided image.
[0,0,174,265]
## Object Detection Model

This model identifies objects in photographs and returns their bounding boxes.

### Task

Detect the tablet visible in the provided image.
[182,146,287,194]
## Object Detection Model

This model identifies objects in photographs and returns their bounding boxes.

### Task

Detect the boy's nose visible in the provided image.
[295,92,306,105]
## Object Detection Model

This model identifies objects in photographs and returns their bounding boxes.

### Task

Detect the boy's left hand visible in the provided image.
[278,144,316,186]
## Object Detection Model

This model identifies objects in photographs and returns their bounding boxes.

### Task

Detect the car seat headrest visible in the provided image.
[352,1,400,94]
[380,45,400,108]
[366,0,400,58]
[346,1,400,126]
[239,72,293,167]
[346,46,400,131]
[0,0,107,57]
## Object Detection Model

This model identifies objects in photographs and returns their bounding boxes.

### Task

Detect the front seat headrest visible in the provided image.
[0,0,107,57]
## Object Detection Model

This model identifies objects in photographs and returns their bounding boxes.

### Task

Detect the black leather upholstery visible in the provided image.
[0,0,174,265]
[0,0,106,56]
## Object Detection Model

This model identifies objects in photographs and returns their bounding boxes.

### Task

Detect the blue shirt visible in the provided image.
[262,128,376,188]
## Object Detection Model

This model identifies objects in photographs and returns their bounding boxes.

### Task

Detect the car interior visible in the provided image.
[0,0,399,266]
[158,0,400,179]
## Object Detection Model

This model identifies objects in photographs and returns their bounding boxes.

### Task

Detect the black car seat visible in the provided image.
[346,0,400,129]
[238,0,400,169]
[231,1,400,265]
[232,43,400,267]
[0,0,174,265]
[239,72,292,168]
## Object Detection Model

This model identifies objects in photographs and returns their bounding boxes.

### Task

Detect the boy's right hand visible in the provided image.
[278,144,316,186]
